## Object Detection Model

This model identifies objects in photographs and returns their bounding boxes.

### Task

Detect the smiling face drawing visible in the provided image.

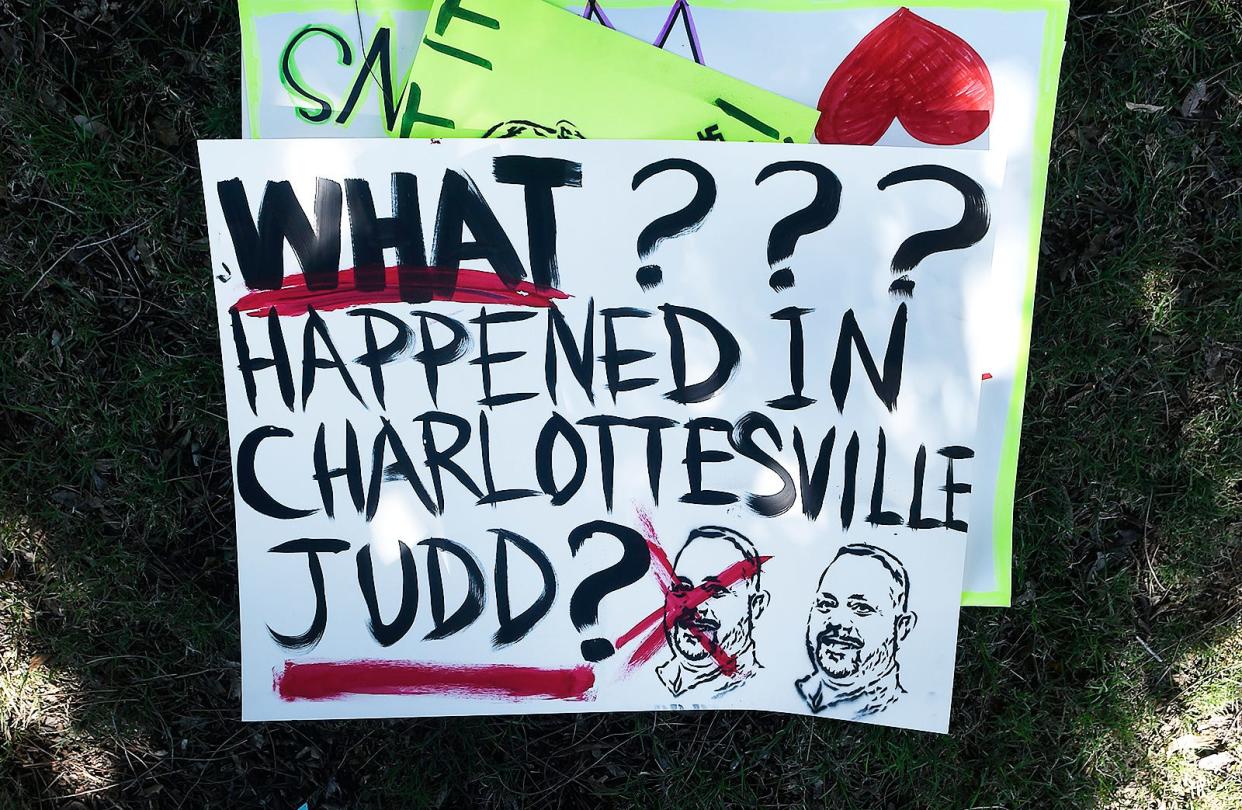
[805,545,916,689]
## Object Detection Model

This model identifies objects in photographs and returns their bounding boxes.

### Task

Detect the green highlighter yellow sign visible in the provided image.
[401,0,819,143]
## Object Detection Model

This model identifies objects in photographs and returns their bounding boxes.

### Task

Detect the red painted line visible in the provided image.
[616,555,770,669]
[624,624,669,672]
[685,623,738,677]
[645,541,676,588]
[617,510,770,676]
[635,507,676,590]
[614,511,673,653]
[275,659,595,702]
[616,604,665,650]
[234,265,569,317]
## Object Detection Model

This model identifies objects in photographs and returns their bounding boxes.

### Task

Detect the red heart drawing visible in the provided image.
[816,7,994,146]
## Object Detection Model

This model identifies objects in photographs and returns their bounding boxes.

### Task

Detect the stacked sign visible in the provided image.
[204,0,1068,731]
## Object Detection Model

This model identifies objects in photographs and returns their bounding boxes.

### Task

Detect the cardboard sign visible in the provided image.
[199,137,1003,731]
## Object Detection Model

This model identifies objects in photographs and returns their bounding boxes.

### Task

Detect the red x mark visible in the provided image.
[614,510,769,676]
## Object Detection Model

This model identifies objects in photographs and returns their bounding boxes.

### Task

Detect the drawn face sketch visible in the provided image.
[656,527,768,698]
[482,119,585,139]
[797,545,917,716]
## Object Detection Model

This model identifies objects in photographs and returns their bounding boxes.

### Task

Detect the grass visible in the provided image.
[0,0,1240,806]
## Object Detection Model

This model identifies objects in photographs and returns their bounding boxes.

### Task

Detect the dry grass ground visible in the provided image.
[1,0,1240,806]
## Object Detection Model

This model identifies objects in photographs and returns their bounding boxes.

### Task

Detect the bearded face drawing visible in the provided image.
[655,526,768,698]
[796,544,917,717]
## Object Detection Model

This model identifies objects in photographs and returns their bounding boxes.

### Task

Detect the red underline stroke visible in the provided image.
[235,265,569,317]
[275,659,595,702]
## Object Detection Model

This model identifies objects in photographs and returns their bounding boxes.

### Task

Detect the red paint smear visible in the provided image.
[685,623,739,676]
[647,548,675,594]
[625,624,669,672]
[664,556,770,624]
[616,604,665,650]
[635,507,676,590]
[612,509,672,655]
[614,508,674,652]
[616,555,771,673]
[817,7,994,146]
[646,541,676,587]
[275,660,595,702]
[234,265,569,317]
[635,507,659,547]
[981,372,993,381]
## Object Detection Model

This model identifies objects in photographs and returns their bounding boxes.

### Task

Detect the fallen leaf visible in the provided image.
[1080,230,1109,260]
[1167,734,1205,756]
[1116,525,1142,547]
[72,113,111,141]
[1181,80,1210,119]
[50,489,79,508]
[1197,752,1234,771]
[1205,339,1224,380]
[1125,102,1166,114]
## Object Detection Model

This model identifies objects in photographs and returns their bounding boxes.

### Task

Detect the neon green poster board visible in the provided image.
[238,0,436,138]
[235,0,1068,606]
[400,0,818,142]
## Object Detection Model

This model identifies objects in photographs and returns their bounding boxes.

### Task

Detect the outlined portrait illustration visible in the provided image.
[203,137,979,729]
[796,544,918,717]
[482,119,586,139]
[656,526,769,697]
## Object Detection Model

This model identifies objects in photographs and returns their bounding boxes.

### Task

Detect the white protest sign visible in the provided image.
[199,138,993,732]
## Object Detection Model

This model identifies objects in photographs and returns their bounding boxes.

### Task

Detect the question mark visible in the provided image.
[755,161,842,292]
[631,158,718,290]
[567,520,651,662]
[877,164,990,297]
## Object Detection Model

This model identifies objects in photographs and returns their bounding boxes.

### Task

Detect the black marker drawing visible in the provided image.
[630,158,717,289]
[483,119,585,139]
[796,544,917,717]
[656,526,769,698]
[696,124,723,141]
[570,521,651,662]
[754,161,842,292]
[876,164,990,297]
